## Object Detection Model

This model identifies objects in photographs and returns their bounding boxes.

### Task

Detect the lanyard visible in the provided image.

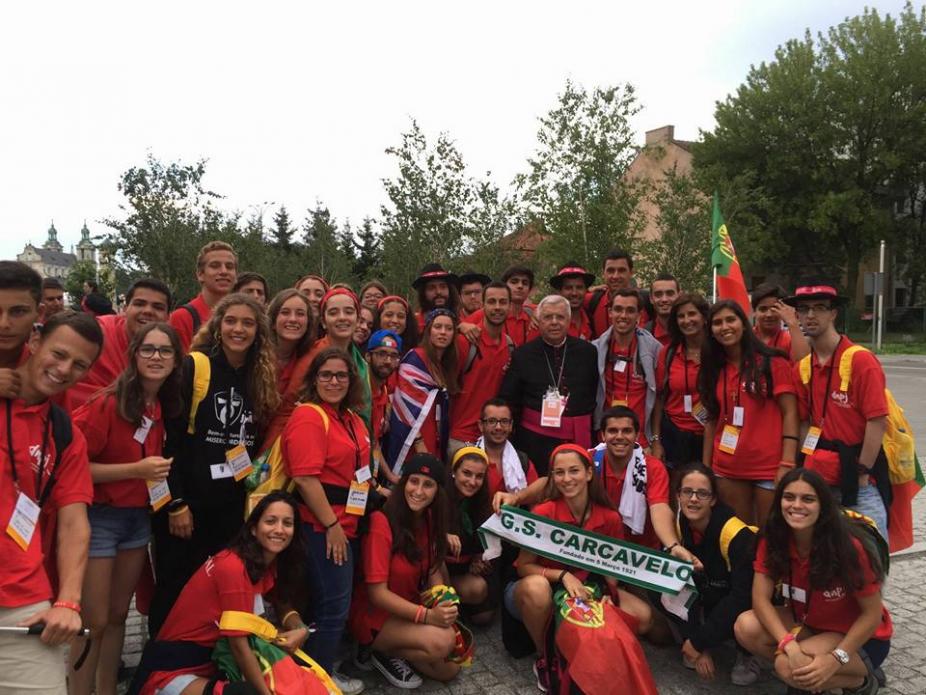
[808,336,843,429]
[682,350,691,395]
[722,366,742,424]
[6,399,51,501]
[340,410,364,474]
[543,340,568,392]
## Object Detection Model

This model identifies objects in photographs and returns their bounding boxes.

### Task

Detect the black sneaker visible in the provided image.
[371,651,423,689]
[353,643,373,672]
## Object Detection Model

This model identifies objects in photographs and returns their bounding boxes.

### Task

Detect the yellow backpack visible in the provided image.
[244,403,329,518]
[798,346,917,485]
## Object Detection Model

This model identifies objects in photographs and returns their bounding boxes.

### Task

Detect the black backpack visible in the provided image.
[37,403,74,508]
[179,303,202,334]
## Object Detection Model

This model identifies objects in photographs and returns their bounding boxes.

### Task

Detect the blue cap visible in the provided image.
[367,329,402,353]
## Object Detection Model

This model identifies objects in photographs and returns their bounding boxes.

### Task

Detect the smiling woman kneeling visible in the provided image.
[350,454,461,689]
[734,469,891,695]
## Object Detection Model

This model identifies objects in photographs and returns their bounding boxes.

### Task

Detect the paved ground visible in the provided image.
[121,355,926,694]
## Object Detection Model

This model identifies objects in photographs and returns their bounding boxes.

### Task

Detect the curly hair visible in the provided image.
[190,293,279,426]
[106,322,184,425]
[267,289,317,358]
[697,299,786,419]
[762,468,882,590]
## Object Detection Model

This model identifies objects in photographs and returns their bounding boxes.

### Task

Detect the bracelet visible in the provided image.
[782,435,800,442]
[778,460,796,469]
[558,569,568,583]
[325,518,339,530]
[167,505,189,517]
[281,610,299,625]
[775,632,797,655]
[414,605,425,624]
[664,542,679,553]
[53,600,81,614]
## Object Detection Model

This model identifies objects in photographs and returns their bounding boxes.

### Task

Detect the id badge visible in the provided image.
[801,426,822,456]
[345,480,369,516]
[613,359,627,373]
[226,444,254,482]
[718,425,740,454]
[133,416,154,445]
[541,391,565,428]
[691,402,710,426]
[683,395,693,413]
[147,480,172,512]
[6,492,40,551]
[732,406,745,427]
[782,583,807,604]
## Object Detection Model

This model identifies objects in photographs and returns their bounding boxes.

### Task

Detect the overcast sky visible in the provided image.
[1,0,910,262]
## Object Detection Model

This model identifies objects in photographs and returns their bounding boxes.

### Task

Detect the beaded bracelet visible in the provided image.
[53,600,81,614]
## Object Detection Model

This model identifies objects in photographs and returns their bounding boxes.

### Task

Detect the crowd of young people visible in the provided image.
[0,241,897,695]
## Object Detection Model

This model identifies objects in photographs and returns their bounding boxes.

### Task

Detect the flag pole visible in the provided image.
[712,266,717,302]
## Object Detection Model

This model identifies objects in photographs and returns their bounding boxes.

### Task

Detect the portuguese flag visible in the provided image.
[711,192,752,317]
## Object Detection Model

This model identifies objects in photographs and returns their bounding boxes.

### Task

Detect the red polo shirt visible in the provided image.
[754,537,891,640]
[484,453,539,498]
[756,326,792,356]
[469,307,534,347]
[1,400,92,608]
[169,293,211,352]
[599,453,669,549]
[283,402,371,537]
[451,329,511,442]
[69,314,131,408]
[792,339,888,485]
[584,290,611,340]
[711,356,796,480]
[647,319,671,347]
[655,345,704,434]
[604,335,649,447]
[520,499,623,580]
[350,510,432,643]
[73,393,164,508]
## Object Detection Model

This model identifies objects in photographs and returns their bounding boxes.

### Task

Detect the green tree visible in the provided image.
[271,205,296,250]
[695,3,926,302]
[304,203,354,283]
[102,155,241,304]
[516,80,645,277]
[636,168,712,294]
[380,120,475,293]
[351,217,384,281]
[64,260,112,305]
[462,178,523,280]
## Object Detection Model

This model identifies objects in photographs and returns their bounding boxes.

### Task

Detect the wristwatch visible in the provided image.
[831,648,850,665]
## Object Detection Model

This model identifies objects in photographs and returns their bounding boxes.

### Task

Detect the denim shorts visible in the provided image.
[88,505,151,558]
[503,580,522,620]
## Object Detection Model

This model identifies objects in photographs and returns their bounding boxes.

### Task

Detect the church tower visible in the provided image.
[43,221,64,253]
[75,221,96,264]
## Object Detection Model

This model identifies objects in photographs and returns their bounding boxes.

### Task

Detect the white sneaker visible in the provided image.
[332,670,365,695]
[731,652,760,686]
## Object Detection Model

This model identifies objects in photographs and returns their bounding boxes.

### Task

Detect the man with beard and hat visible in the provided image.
[412,263,461,332]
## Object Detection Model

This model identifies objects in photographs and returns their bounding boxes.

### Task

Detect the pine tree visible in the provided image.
[271,205,295,250]
[352,217,383,280]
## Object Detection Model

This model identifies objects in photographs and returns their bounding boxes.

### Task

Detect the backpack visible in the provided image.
[244,403,330,518]
[186,351,212,434]
[36,402,74,508]
[180,302,202,335]
[587,289,608,336]
[462,334,516,375]
[797,345,917,485]
[843,508,890,576]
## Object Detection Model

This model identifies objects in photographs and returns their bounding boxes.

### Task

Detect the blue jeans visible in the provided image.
[302,524,359,672]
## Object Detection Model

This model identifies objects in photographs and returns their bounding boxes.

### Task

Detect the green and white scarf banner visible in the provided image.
[479,505,697,602]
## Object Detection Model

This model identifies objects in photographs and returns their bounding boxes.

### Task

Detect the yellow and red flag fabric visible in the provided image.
[711,192,752,317]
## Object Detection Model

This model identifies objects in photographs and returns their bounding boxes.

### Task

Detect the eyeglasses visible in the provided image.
[678,487,713,500]
[317,370,350,383]
[480,417,513,427]
[370,351,400,362]
[138,345,176,359]
[795,303,833,316]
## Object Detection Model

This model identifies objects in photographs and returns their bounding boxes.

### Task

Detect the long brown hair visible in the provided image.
[300,347,366,413]
[191,293,280,427]
[267,289,317,358]
[106,322,184,425]
[421,313,460,394]
[384,472,449,568]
